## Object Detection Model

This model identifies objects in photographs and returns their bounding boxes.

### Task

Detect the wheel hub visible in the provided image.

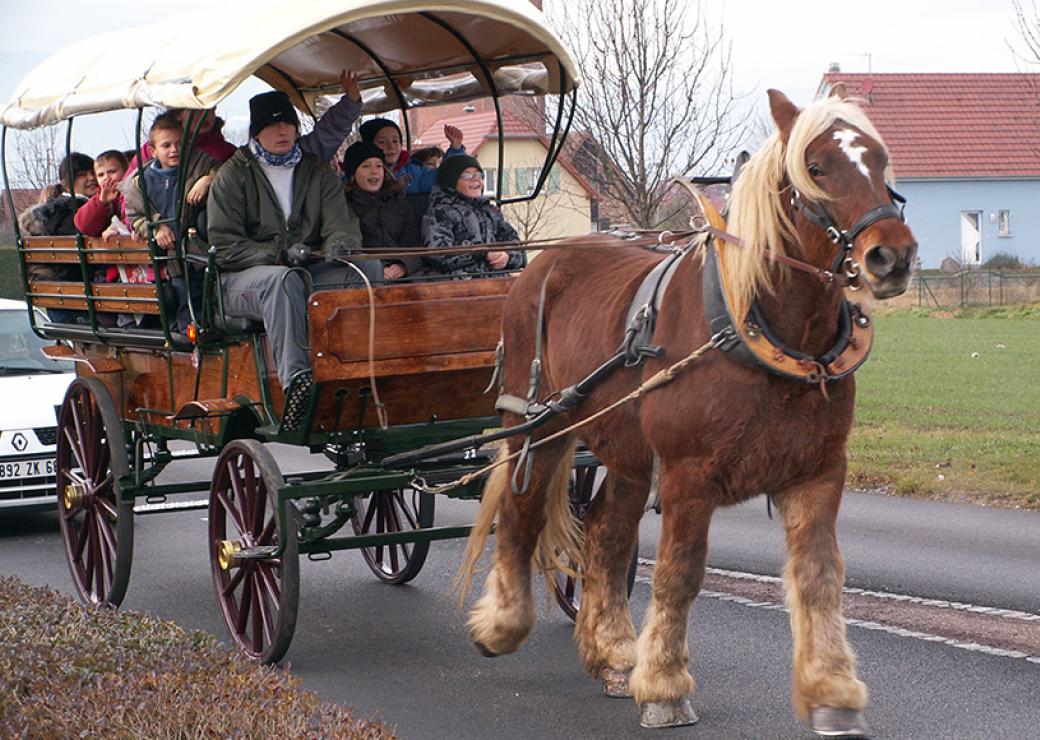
[63,482,85,510]
[218,540,243,570]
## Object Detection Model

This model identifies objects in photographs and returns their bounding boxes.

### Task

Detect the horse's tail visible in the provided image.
[454,439,584,606]
[532,438,584,586]
[454,446,511,606]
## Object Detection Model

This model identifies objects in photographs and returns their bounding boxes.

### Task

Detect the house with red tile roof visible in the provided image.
[413,110,599,240]
[817,72,1040,268]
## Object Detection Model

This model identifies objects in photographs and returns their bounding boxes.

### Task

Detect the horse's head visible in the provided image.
[768,89,917,299]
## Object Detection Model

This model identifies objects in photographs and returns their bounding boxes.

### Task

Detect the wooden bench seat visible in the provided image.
[28,280,161,314]
[21,235,154,265]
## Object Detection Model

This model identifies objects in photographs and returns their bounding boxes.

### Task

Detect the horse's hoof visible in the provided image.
[810,707,869,738]
[601,668,631,698]
[639,696,698,728]
[473,640,498,658]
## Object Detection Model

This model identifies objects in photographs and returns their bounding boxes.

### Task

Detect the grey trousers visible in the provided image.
[220,260,382,389]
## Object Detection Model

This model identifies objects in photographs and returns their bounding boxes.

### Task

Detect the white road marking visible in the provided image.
[834,128,872,180]
[634,559,1040,664]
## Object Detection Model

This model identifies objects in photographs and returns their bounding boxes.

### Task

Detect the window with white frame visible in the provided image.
[483,168,497,196]
[997,209,1011,236]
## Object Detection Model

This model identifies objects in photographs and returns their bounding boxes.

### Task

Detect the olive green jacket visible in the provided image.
[206,147,361,271]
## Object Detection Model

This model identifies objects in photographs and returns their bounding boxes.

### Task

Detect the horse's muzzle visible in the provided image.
[863,243,917,298]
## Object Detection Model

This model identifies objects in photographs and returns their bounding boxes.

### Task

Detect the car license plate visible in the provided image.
[0,459,57,479]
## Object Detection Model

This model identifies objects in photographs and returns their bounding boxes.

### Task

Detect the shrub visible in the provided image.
[0,576,394,739]
[982,251,1025,271]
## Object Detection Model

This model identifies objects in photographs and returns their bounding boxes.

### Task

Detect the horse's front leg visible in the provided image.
[777,469,869,738]
[574,471,647,697]
[628,469,714,728]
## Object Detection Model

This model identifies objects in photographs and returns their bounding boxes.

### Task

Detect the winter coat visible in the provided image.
[73,191,126,237]
[18,194,87,280]
[420,186,525,277]
[121,151,219,276]
[345,187,422,276]
[207,147,361,272]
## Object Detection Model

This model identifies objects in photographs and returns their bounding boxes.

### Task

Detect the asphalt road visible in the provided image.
[2,445,1038,739]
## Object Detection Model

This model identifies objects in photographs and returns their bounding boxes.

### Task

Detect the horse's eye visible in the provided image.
[807,163,823,177]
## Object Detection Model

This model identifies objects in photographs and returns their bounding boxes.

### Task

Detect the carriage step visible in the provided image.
[133,498,210,515]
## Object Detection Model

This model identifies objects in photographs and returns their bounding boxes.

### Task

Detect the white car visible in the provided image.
[0,298,76,510]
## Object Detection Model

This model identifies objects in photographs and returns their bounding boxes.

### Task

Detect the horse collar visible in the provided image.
[702,238,874,386]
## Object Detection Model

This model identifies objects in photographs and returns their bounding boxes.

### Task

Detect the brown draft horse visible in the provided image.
[458,89,917,736]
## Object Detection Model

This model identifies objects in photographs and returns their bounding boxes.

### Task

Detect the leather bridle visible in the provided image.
[789,184,907,289]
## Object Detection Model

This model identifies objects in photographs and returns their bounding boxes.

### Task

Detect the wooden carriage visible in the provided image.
[1,0,602,662]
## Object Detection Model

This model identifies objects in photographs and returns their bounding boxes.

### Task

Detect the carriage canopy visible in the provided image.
[0,0,581,129]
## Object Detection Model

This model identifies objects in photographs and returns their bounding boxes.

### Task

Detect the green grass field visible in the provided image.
[0,247,24,300]
[850,310,1040,507]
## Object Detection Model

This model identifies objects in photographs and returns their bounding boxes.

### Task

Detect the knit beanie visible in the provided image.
[341,141,386,181]
[248,91,300,138]
[437,154,483,192]
[359,117,401,144]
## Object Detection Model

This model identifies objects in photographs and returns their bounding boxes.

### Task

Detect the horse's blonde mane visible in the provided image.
[719,96,892,325]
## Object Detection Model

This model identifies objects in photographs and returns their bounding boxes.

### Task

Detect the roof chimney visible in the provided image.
[828,62,841,73]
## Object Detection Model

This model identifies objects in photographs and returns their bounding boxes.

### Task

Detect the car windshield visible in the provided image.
[0,309,75,374]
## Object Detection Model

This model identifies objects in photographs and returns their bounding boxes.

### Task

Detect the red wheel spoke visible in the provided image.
[228,458,247,521]
[74,512,90,563]
[94,513,112,597]
[253,572,274,647]
[222,566,246,597]
[257,516,276,546]
[257,562,281,603]
[63,426,88,478]
[236,574,253,635]
[215,489,247,536]
[361,496,377,532]
[388,541,400,573]
[250,576,264,653]
[96,508,117,556]
[95,496,118,523]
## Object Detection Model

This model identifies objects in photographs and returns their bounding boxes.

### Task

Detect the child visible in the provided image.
[409,146,445,170]
[421,155,525,277]
[18,153,96,323]
[341,141,422,280]
[74,150,130,237]
[121,113,220,333]
[359,119,465,195]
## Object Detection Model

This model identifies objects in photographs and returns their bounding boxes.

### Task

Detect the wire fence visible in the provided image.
[913,270,1040,308]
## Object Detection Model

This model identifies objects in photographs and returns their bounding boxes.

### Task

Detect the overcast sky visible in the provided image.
[0,0,1033,177]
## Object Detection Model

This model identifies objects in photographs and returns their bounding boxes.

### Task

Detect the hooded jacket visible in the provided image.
[206,147,361,272]
[420,185,525,276]
[18,194,87,280]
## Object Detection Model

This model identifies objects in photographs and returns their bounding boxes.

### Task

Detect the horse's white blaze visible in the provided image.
[834,128,871,180]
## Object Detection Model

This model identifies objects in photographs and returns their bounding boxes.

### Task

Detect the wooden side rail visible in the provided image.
[21,235,153,265]
[28,280,161,314]
[309,277,512,382]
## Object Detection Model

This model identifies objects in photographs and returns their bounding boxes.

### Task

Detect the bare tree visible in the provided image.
[7,125,65,192]
[1011,0,1040,64]
[545,0,746,228]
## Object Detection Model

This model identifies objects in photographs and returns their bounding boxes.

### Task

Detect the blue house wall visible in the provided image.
[897,178,1040,268]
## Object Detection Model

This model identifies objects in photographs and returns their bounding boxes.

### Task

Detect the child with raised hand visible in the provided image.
[360,120,465,195]
[74,150,130,237]
[421,155,525,277]
[121,113,220,332]
[341,141,422,280]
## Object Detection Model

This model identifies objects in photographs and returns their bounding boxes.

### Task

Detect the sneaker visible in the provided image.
[280,370,314,432]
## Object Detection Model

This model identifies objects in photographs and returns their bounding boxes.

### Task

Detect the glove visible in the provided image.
[325,239,348,262]
[285,242,312,267]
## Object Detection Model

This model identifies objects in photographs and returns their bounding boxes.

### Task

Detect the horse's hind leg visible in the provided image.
[466,436,579,657]
[777,472,869,737]
[574,472,647,696]
[629,469,715,728]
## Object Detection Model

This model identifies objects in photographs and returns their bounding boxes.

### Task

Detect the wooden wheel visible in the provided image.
[56,377,134,607]
[208,439,299,664]
[553,465,638,622]
[351,488,434,584]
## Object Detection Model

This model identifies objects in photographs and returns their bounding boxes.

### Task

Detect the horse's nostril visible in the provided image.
[865,245,899,277]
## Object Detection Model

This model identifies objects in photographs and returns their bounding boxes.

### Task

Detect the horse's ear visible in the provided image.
[829,82,848,99]
[767,89,799,140]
